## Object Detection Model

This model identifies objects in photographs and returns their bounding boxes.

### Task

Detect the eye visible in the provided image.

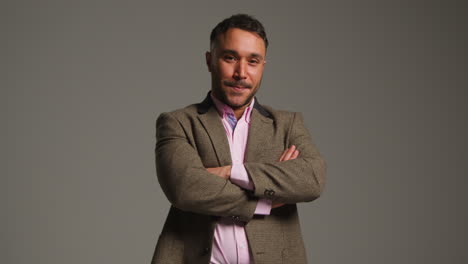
[248,59,260,65]
[223,55,236,62]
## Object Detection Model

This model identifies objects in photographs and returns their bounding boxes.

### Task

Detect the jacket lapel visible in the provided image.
[197,98,232,167]
[196,91,274,166]
[245,108,274,162]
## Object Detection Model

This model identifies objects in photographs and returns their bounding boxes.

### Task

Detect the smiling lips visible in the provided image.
[230,86,248,92]
[223,80,252,90]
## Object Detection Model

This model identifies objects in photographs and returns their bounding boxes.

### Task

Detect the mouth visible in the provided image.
[229,86,249,92]
[223,80,252,91]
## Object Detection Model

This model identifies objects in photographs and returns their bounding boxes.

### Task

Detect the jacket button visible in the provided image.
[202,247,210,255]
[230,215,240,221]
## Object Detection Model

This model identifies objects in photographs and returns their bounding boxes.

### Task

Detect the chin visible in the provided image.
[215,87,254,108]
[227,97,250,109]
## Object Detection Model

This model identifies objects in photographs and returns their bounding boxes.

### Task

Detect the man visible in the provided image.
[152,14,326,264]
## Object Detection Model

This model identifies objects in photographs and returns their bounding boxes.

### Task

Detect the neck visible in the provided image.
[232,105,249,120]
[210,91,253,120]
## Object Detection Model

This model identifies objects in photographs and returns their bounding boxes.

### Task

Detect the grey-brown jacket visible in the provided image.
[152,93,326,264]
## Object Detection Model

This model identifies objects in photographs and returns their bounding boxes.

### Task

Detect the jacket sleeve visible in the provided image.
[155,112,258,222]
[244,112,327,204]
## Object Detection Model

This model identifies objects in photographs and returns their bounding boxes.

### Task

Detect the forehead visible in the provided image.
[215,28,266,56]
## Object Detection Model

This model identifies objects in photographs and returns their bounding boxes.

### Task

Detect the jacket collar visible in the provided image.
[197,91,271,119]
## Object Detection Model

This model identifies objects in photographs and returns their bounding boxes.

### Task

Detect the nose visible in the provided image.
[233,60,247,80]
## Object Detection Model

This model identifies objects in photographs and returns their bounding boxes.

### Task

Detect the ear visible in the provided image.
[205,51,212,72]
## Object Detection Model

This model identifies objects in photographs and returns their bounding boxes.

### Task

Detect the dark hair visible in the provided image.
[210,14,269,50]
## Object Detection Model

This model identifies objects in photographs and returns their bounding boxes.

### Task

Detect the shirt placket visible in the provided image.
[210,95,255,264]
[232,117,249,264]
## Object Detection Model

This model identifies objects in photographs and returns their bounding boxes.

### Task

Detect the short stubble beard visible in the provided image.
[212,80,261,110]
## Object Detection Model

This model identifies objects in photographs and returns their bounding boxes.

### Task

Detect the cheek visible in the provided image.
[215,61,231,72]
[249,69,264,82]
[218,67,234,79]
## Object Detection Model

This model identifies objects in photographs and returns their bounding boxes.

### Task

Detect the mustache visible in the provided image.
[223,80,252,89]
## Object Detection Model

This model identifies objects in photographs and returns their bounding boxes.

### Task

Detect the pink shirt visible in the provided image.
[210,93,272,264]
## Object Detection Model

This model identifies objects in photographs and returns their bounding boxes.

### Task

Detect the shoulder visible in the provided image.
[154,104,202,138]
[156,103,200,123]
[256,103,302,124]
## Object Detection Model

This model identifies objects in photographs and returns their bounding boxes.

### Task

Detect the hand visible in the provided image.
[272,145,300,208]
[206,165,232,180]
[278,145,299,162]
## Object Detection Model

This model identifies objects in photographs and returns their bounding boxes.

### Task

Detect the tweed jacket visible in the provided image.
[152,93,326,264]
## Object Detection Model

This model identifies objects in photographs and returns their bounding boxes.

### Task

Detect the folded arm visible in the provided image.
[155,112,258,222]
[244,112,327,204]
[207,145,301,209]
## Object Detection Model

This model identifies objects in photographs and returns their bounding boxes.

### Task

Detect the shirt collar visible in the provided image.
[210,92,255,123]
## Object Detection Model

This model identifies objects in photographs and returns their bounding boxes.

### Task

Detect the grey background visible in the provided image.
[4,0,467,263]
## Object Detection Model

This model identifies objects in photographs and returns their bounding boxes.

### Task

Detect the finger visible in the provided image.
[279,145,296,161]
[272,203,285,208]
[291,149,299,160]
[223,166,231,179]
[283,145,296,161]
[206,167,226,179]
[278,148,289,161]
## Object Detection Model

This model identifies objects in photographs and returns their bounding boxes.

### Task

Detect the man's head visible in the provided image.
[206,14,268,111]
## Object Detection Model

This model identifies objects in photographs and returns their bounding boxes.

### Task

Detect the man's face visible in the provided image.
[206,28,266,110]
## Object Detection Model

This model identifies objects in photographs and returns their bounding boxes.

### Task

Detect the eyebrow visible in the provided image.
[221,49,265,60]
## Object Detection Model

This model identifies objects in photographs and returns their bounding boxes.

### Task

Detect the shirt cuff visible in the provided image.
[254,199,272,215]
[230,164,254,190]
